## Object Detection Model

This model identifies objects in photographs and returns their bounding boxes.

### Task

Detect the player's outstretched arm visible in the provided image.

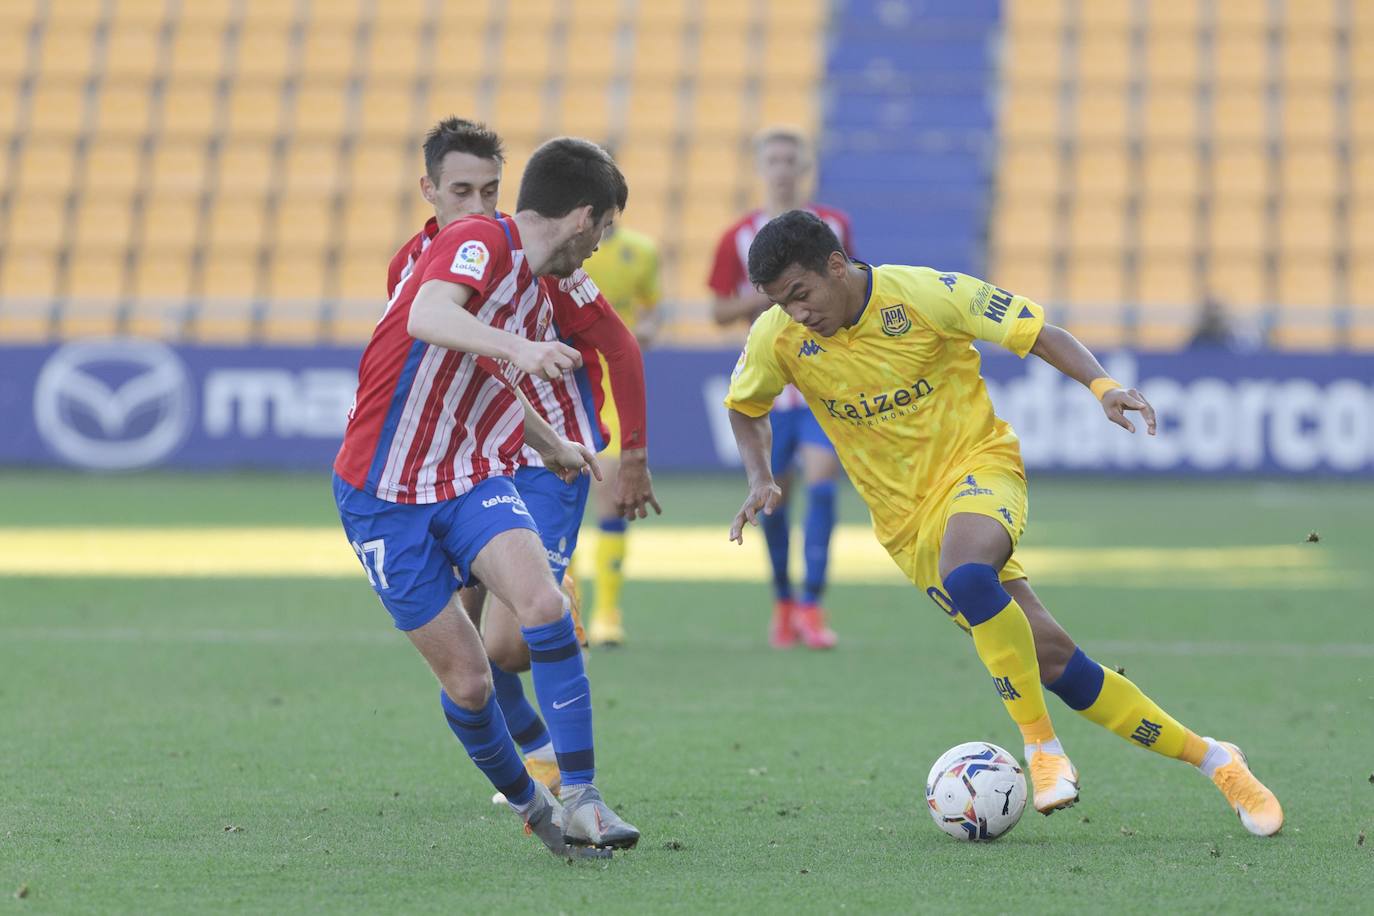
[727,408,783,544]
[1029,324,1157,436]
[514,387,603,485]
[407,278,581,380]
[711,291,774,325]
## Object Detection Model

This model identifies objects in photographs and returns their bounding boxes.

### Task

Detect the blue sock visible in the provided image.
[521,611,595,786]
[1046,647,1106,710]
[489,661,549,754]
[942,563,1010,625]
[439,689,534,806]
[599,517,627,535]
[801,480,836,604]
[760,504,792,601]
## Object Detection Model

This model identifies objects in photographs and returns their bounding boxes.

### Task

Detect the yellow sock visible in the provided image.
[969,598,1054,744]
[593,527,626,624]
[1077,667,1207,765]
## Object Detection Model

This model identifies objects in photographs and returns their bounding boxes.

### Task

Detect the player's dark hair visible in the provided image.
[748,209,846,287]
[515,137,628,221]
[423,117,505,180]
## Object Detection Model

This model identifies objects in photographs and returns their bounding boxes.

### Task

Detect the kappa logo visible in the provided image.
[798,339,826,357]
[33,338,193,470]
[880,304,912,336]
[450,240,490,280]
[938,273,958,291]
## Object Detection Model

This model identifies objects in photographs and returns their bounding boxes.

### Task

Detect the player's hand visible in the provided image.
[540,438,604,484]
[614,449,662,520]
[729,480,783,544]
[513,339,582,381]
[1101,387,1157,436]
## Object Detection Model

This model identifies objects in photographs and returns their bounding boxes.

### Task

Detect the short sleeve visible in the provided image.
[723,309,789,417]
[707,226,746,297]
[914,272,1046,358]
[546,270,613,336]
[416,219,508,301]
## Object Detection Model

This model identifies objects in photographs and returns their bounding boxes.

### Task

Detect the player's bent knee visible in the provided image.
[942,563,1010,627]
[437,668,493,711]
[487,638,530,674]
[517,584,566,627]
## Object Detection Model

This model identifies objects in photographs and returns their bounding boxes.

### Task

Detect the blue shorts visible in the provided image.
[333,473,539,631]
[514,464,591,580]
[771,405,834,475]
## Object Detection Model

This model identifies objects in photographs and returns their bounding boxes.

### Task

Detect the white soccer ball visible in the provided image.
[925,741,1027,841]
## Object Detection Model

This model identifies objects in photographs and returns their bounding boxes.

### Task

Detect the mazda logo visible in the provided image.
[33,339,192,470]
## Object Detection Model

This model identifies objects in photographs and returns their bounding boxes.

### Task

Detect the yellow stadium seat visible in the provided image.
[64,245,128,303]
[176,0,234,25]
[225,84,286,138]
[1282,32,1336,87]
[147,142,209,195]
[337,244,390,305]
[1137,251,1200,305]
[47,0,104,25]
[1214,0,1272,30]
[1281,90,1336,144]
[1277,201,1337,253]
[1212,87,1268,143]
[630,27,688,83]
[0,1,40,29]
[266,248,328,302]
[206,194,268,249]
[7,191,69,248]
[1145,0,1200,31]
[293,85,351,139]
[299,25,357,83]
[564,23,619,81]
[104,21,162,83]
[690,85,747,139]
[568,0,622,26]
[115,0,173,24]
[1070,145,1130,197]
[1003,0,1064,31]
[95,83,155,137]
[0,246,60,299]
[758,84,818,135]
[1002,28,1062,88]
[194,298,258,343]
[701,0,754,28]
[240,0,298,27]
[0,28,33,83]
[141,192,203,249]
[1075,30,1131,86]
[1064,255,1126,306]
[1000,85,1059,142]
[234,27,293,82]
[1067,198,1127,252]
[37,27,98,82]
[167,26,229,82]
[1213,29,1268,87]
[1141,143,1201,197]
[362,25,425,83]
[1207,196,1267,253]
[1141,88,1198,143]
[989,250,1055,301]
[636,0,691,29]
[429,27,489,83]
[81,142,145,195]
[1206,254,1266,308]
[762,29,821,83]
[999,144,1061,196]
[131,250,194,304]
[161,83,220,139]
[498,25,555,83]
[347,143,414,196]
[696,28,753,85]
[626,84,681,137]
[1349,197,1374,251]
[273,193,334,249]
[73,196,136,250]
[615,137,675,189]
[15,139,78,193]
[281,143,345,195]
[989,195,1057,255]
[1210,146,1270,197]
[1279,147,1338,198]
[1079,0,1133,30]
[1074,87,1130,142]
[200,248,260,300]
[356,82,418,139]
[685,139,747,197]
[27,82,87,138]
[489,81,549,136]
[418,83,485,130]
[555,80,614,138]
[263,300,325,343]
[1275,254,1337,307]
[1351,31,1374,88]
[215,139,277,193]
[1138,196,1199,253]
[1144,33,1200,88]
[342,193,407,250]
[400,189,437,231]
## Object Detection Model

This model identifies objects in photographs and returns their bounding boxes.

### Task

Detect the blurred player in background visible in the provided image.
[336,135,644,856]
[709,128,847,650]
[580,170,663,647]
[725,210,1284,837]
[388,119,659,800]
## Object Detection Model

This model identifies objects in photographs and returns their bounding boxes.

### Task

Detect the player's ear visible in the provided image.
[420,175,437,205]
[828,250,848,277]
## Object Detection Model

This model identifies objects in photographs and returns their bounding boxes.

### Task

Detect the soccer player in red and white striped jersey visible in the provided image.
[334,136,640,856]
[709,127,847,652]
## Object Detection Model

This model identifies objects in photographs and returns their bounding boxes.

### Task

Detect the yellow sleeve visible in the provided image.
[914,271,1046,358]
[637,242,661,310]
[723,308,789,417]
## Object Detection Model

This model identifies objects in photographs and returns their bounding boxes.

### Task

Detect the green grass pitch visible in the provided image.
[2,471,1372,913]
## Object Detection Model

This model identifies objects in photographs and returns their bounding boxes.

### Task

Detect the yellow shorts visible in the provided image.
[598,353,621,459]
[890,464,1029,633]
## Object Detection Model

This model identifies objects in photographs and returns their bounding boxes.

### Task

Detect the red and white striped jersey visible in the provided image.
[385,217,606,465]
[335,214,551,504]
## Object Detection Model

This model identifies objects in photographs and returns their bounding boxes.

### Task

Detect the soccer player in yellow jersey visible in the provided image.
[724,210,1283,836]
[581,223,662,646]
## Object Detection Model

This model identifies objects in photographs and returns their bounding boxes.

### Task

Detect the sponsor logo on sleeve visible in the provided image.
[558,269,601,307]
[983,287,1014,324]
[450,240,490,280]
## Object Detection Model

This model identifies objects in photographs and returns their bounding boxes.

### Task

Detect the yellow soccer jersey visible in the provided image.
[724,264,1046,553]
[583,226,661,329]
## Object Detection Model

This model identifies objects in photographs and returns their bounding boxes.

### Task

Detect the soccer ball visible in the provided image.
[925,741,1027,841]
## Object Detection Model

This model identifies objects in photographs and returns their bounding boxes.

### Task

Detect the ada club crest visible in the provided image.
[880,304,912,337]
